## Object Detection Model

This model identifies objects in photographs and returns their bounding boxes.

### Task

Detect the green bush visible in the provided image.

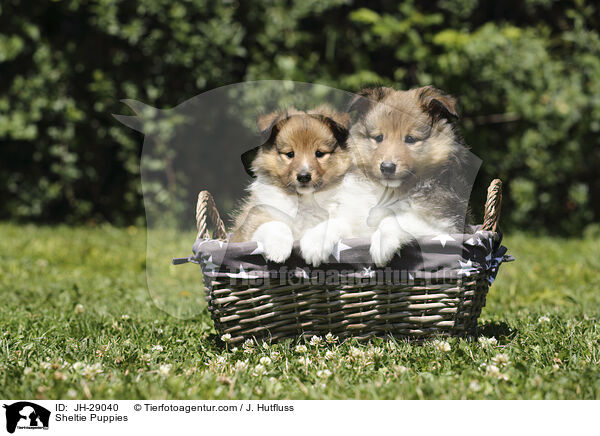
[1,0,598,233]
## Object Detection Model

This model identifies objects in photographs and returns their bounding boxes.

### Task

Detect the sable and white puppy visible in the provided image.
[304,86,473,267]
[349,86,473,266]
[230,106,351,263]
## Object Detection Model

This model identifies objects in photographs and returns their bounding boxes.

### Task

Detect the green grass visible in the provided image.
[1,222,599,399]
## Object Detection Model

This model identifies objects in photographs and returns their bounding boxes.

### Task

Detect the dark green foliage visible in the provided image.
[1,0,598,232]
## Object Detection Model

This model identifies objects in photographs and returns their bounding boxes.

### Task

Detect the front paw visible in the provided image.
[367,206,394,229]
[369,218,412,267]
[300,225,332,267]
[252,221,294,263]
[369,228,400,267]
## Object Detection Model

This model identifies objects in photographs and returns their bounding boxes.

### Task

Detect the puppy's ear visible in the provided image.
[309,105,350,128]
[417,86,459,120]
[244,111,290,178]
[241,146,259,178]
[257,111,282,132]
[257,110,292,144]
[311,115,350,148]
[347,87,392,116]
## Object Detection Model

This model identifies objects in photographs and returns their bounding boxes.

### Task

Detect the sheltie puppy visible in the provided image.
[304,86,474,267]
[230,106,351,263]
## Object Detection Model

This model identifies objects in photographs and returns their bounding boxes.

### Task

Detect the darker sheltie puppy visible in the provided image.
[337,86,474,266]
[230,106,351,263]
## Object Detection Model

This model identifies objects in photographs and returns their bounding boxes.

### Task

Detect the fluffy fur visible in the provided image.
[306,86,474,266]
[230,106,351,263]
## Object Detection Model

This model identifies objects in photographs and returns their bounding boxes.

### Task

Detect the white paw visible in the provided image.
[366,206,393,228]
[369,229,398,267]
[252,221,294,263]
[300,220,348,266]
[369,217,412,267]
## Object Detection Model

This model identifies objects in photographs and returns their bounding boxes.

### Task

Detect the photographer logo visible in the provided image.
[3,402,50,434]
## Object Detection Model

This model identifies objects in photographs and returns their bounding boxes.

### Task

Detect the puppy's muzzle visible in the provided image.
[296,172,312,183]
[380,161,397,176]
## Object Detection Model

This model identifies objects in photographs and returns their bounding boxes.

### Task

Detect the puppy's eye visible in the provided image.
[285,151,295,158]
[315,151,325,158]
[404,135,418,144]
[374,134,384,143]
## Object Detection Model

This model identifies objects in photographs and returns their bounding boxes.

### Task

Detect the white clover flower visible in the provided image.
[74,304,85,314]
[230,347,239,353]
[469,380,481,391]
[53,371,67,381]
[214,356,227,366]
[72,362,85,372]
[159,364,172,376]
[297,356,311,366]
[23,367,33,375]
[243,339,254,349]
[141,353,152,362]
[220,333,232,343]
[349,347,363,358]
[325,333,338,344]
[309,336,322,346]
[492,353,510,367]
[538,316,550,323]
[243,339,255,354]
[81,363,103,379]
[270,351,281,362]
[498,373,510,381]
[552,363,560,370]
[433,340,451,352]
[40,362,52,370]
[393,365,408,374]
[121,314,130,320]
[253,364,267,376]
[295,344,308,353]
[184,368,197,376]
[325,350,335,360]
[234,360,249,371]
[317,369,332,378]
[259,356,272,366]
[485,364,500,377]
[367,346,384,358]
[157,328,164,334]
[151,344,164,352]
[478,337,498,348]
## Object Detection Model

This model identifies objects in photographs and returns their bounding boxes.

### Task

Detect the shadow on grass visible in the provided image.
[478,321,516,342]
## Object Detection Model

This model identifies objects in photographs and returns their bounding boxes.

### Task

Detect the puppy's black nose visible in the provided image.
[380,161,397,175]
[296,172,312,183]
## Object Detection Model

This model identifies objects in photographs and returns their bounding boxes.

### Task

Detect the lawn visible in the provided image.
[0,222,599,399]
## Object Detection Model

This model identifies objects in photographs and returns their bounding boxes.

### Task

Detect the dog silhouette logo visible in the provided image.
[3,402,50,433]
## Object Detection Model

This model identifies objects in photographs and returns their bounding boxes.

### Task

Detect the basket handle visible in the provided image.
[482,179,502,232]
[196,191,227,240]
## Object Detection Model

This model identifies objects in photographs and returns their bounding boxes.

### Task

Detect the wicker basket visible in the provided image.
[181,179,508,345]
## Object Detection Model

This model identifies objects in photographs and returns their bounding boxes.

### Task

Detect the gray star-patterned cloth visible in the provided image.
[173,225,513,287]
